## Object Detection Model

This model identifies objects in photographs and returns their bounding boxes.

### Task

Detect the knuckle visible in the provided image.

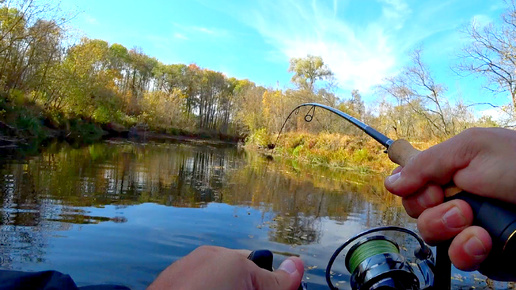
[196,245,218,255]
[402,198,422,218]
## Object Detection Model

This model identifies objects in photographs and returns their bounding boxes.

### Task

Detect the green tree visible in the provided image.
[59,38,120,121]
[288,55,333,93]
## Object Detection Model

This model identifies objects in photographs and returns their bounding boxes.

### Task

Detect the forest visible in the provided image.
[0,0,515,170]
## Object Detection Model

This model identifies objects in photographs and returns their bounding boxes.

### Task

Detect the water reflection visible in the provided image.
[0,141,502,289]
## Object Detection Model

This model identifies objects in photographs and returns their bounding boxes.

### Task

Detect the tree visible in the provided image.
[377,49,456,140]
[233,79,266,134]
[25,20,63,91]
[457,0,516,112]
[59,38,120,121]
[288,55,333,93]
[349,90,365,118]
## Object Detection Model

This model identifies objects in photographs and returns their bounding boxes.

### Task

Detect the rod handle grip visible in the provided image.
[387,139,461,197]
[387,139,419,167]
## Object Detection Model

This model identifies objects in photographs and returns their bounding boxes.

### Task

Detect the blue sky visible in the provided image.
[60,0,509,115]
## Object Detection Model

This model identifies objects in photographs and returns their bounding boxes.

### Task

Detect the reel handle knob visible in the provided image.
[248,250,274,271]
[248,250,307,290]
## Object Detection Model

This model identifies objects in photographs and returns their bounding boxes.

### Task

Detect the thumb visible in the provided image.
[252,257,304,290]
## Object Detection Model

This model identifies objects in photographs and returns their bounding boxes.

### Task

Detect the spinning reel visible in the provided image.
[326,226,436,290]
[249,226,438,290]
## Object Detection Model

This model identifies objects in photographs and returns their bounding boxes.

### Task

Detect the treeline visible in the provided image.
[0,1,260,138]
[0,1,513,147]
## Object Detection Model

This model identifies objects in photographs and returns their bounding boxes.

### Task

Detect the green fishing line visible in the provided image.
[348,239,399,274]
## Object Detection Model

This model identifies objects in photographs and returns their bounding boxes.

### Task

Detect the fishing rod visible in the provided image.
[271,103,516,289]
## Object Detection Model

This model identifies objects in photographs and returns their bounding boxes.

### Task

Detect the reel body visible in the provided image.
[326,227,436,290]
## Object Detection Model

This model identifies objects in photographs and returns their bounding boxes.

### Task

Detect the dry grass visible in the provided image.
[250,131,438,173]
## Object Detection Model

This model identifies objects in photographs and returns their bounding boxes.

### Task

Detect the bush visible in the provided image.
[69,119,105,142]
[14,110,45,139]
[245,127,270,147]
[92,106,112,124]
[352,148,369,163]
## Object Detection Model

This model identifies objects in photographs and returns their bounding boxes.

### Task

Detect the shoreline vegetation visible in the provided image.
[0,1,514,173]
[246,131,433,174]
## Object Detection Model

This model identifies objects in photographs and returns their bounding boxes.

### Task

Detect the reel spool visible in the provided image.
[326,227,436,290]
[346,236,419,289]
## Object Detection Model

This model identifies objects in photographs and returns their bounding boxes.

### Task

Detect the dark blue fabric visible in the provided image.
[0,270,131,290]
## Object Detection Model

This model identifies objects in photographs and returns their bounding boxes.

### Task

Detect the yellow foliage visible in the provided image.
[140,89,187,130]
[259,131,398,173]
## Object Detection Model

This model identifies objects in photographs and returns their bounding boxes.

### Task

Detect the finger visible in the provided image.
[384,166,402,193]
[449,226,491,271]
[385,128,483,196]
[236,249,252,257]
[251,257,304,290]
[401,183,444,218]
[453,149,516,204]
[391,166,402,175]
[417,199,473,244]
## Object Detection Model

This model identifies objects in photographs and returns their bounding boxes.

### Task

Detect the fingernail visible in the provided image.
[278,259,297,275]
[442,207,467,229]
[464,236,488,258]
[387,172,401,184]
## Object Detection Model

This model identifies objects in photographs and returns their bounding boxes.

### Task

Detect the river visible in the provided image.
[0,140,511,289]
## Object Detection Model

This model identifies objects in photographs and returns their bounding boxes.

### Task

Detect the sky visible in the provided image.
[59,0,510,116]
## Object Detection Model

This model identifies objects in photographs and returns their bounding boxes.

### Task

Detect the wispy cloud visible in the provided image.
[236,0,414,93]
[174,33,188,40]
[84,14,98,25]
[172,23,231,39]
[471,14,493,28]
[230,0,466,94]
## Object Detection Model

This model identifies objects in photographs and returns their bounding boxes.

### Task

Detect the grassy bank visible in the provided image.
[246,130,435,173]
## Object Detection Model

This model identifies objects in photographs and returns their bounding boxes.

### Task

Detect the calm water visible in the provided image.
[0,140,510,289]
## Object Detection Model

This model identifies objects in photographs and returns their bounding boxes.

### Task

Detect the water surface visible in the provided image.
[0,141,508,289]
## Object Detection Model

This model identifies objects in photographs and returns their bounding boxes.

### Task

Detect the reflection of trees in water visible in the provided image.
[0,141,412,265]
[9,142,243,208]
[0,142,242,267]
[1,142,245,211]
[0,165,72,268]
[174,150,226,205]
[270,214,321,245]
[222,153,412,245]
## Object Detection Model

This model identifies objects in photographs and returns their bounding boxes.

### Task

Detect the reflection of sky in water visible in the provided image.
[0,201,399,289]
[4,203,311,288]
[2,202,499,289]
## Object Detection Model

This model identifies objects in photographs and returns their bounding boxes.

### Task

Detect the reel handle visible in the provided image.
[248,250,308,290]
[248,250,274,271]
[387,139,516,281]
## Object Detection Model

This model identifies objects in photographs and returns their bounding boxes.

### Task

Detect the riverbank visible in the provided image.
[0,97,242,149]
[0,120,242,150]
[246,131,434,173]
[0,120,243,153]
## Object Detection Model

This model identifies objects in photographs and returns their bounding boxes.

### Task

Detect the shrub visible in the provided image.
[246,127,270,147]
